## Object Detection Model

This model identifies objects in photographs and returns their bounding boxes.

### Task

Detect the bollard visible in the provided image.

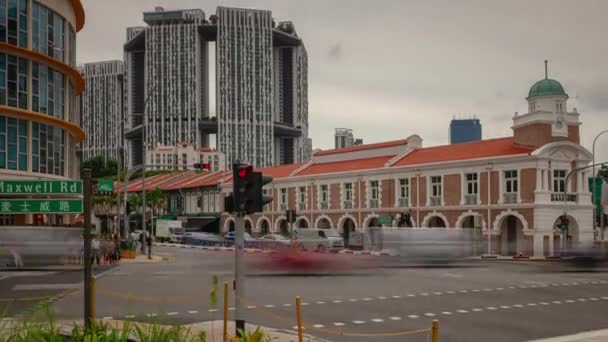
[296,296,303,342]
[90,276,96,321]
[431,319,439,342]
[223,282,229,342]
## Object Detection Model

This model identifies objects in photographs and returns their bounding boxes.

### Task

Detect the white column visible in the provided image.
[549,234,554,256]
[576,170,583,193]
[460,172,465,205]
[535,168,542,191]
[533,233,544,257]
[543,169,549,191]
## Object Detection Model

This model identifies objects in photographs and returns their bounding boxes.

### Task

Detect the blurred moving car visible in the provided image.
[258,234,292,248]
[181,232,223,246]
[295,228,343,250]
[223,231,258,247]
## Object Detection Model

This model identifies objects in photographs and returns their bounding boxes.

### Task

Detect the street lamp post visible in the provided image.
[139,83,158,259]
[592,129,608,239]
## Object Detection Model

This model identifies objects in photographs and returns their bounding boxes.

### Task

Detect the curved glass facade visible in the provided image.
[0,0,28,48]
[0,1,77,178]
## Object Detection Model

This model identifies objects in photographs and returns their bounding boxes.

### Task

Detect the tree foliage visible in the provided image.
[598,165,608,181]
[81,156,118,179]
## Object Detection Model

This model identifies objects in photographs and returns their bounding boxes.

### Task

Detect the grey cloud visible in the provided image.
[327,43,343,61]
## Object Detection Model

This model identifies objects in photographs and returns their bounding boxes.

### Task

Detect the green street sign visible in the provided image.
[0,199,83,214]
[378,215,393,225]
[0,180,82,195]
[97,180,114,193]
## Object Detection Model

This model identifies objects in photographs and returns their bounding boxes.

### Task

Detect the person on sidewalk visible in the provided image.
[91,235,100,265]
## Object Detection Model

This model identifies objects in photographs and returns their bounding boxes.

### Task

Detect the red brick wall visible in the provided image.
[444,174,461,206]
[480,172,489,205]
[416,177,427,207]
[330,184,341,209]
[382,179,394,208]
[288,187,296,209]
[520,168,536,203]
[514,123,552,148]
[490,171,500,204]
[568,126,580,144]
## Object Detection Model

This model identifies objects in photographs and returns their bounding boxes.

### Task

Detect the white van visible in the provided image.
[294,228,344,250]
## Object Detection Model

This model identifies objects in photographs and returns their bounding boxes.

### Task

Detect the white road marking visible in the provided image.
[313,324,324,328]
[434,292,443,295]
[425,313,436,317]
[441,311,452,315]
[601,297,608,300]
[486,307,497,310]
[508,286,515,289]
[577,299,588,302]
[371,318,384,323]
[264,305,275,308]
[389,316,402,321]
[408,315,419,319]
[208,309,218,312]
[362,298,373,301]
[188,310,199,314]
[446,291,455,294]
[459,290,468,293]
[392,295,401,299]
[420,293,429,296]
[518,286,527,289]
[228,307,235,311]
[102,317,113,320]
[349,299,358,302]
[552,301,562,304]
[483,289,493,291]
[247,306,256,309]
[283,304,292,307]
[551,284,559,286]
[561,283,570,286]
[125,315,135,319]
[472,289,481,292]
[146,313,157,317]
[539,302,550,305]
[590,298,599,301]
[292,326,306,330]
[472,308,483,312]
[527,303,537,306]
[301,302,309,306]
[353,320,365,324]
[565,300,575,303]
[407,294,416,297]
[513,304,524,308]
[496,288,504,291]
[167,312,178,316]
[500,306,511,309]
[316,301,325,304]
[377,297,386,300]
[333,322,345,327]
[333,300,343,303]
[457,309,469,313]
[572,282,579,285]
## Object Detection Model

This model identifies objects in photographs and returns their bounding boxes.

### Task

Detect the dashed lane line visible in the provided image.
[167,312,178,316]
[425,313,436,317]
[333,322,345,327]
[188,310,198,314]
[389,316,402,321]
[352,320,365,324]
[371,318,384,323]
[441,311,452,315]
[408,315,419,319]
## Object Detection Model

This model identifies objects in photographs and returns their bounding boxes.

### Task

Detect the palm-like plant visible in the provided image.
[127,194,142,214]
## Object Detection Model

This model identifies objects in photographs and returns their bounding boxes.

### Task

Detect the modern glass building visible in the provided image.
[0,0,85,225]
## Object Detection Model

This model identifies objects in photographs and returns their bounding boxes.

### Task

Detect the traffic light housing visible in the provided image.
[230,163,273,214]
[193,163,211,171]
[286,208,296,223]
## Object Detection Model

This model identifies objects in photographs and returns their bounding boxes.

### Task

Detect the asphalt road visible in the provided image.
[49,246,608,342]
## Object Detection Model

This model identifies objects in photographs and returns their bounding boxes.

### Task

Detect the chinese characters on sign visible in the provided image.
[0,199,83,214]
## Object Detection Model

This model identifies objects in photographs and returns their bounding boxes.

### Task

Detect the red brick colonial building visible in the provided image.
[220,67,594,257]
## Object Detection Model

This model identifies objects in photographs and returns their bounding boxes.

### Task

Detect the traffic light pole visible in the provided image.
[83,169,92,330]
[234,213,246,336]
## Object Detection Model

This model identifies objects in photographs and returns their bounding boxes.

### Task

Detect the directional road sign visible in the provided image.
[0,180,82,195]
[0,199,83,214]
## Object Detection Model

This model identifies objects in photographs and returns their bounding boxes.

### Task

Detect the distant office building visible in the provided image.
[79,60,124,162]
[335,128,354,149]
[449,117,482,144]
[123,6,310,169]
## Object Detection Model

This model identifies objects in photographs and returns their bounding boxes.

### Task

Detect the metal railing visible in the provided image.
[503,192,518,204]
[551,193,577,202]
[465,194,478,205]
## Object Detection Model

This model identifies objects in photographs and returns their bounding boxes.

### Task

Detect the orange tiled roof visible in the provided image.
[125,172,181,193]
[314,139,408,157]
[295,156,394,176]
[166,171,231,191]
[391,137,533,167]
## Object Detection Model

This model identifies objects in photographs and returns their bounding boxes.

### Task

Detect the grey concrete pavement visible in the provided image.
[50,246,608,341]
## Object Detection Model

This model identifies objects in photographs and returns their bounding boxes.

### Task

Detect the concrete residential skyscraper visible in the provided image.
[124,6,310,168]
[124,7,208,168]
[79,60,124,162]
[216,7,274,168]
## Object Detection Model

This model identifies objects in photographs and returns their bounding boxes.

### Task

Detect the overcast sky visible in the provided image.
[78,0,608,163]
